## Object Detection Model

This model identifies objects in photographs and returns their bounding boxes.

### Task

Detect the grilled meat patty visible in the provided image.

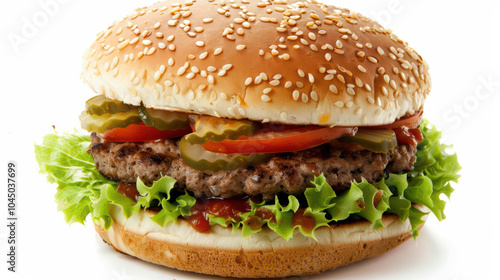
[88,132,417,200]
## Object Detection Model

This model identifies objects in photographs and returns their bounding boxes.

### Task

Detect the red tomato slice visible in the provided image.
[101,123,191,142]
[372,111,423,129]
[202,126,357,154]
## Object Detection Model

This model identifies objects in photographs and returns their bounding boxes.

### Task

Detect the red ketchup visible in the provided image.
[185,197,253,232]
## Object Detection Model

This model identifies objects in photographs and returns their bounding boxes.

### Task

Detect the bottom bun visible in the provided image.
[94,204,427,278]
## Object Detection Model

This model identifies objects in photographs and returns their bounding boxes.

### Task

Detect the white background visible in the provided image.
[1,0,498,279]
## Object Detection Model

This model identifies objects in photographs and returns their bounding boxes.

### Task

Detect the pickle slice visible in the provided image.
[79,110,142,133]
[338,129,397,153]
[138,106,190,131]
[186,116,258,145]
[85,95,136,115]
[179,136,271,172]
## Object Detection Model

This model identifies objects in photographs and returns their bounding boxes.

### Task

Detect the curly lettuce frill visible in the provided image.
[35,119,460,239]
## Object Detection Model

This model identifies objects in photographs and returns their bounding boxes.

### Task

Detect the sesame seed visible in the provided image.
[195,41,205,47]
[325,53,332,61]
[329,84,338,94]
[117,40,129,50]
[311,91,318,101]
[186,72,195,79]
[302,93,309,103]
[168,58,174,66]
[308,32,316,40]
[368,56,378,63]
[199,52,208,59]
[336,40,343,48]
[203,18,213,23]
[214,48,223,56]
[207,75,215,84]
[324,74,334,81]
[285,81,292,88]
[218,69,226,76]
[169,44,176,51]
[167,35,175,41]
[282,53,290,60]
[222,64,232,71]
[207,66,217,72]
[308,73,314,83]
[177,67,186,76]
[188,90,195,100]
[367,96,375,104]
[255,76,262,84]
[292,90,300,101]
[263,88,272,94]
[335,101,344,108]
[147,47,156,55]
[310,44,318,51]
[220,92,228,100]
[382,86,389,96]
[191,66,199,73]
[236,44,246,50]
[154,22,161,29]
[390,80,397,90]
[347,87,355,95]
[358,65,367,73]
[245,77,252,86]
[280,112,288,120]
[377,47,385,55]
[270,80,280,86]
[337,74,345,83]
[228,107,236,117]
[298,69,305,77]
[261,95,271,102]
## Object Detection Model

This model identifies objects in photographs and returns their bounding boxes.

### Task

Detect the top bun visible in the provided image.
[81,0,430,126]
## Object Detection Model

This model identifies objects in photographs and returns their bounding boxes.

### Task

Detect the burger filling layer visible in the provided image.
[88,132,416,200]
[35,97,460,239]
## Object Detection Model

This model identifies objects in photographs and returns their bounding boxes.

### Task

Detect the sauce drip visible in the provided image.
[393,127,423,147]
[116,181,140,202]
[292,209,316,233]
[186,197,253,232]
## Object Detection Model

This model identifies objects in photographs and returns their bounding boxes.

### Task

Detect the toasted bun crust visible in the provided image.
[94,205,427,278]
[81,0,430,126]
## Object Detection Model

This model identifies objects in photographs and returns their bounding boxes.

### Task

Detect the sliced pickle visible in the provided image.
[138,106,190,131]
[186,116,258,145]
[79,110,142,133]
[338,129,397,153]
[85,95,136,115]
[179,136,271,172]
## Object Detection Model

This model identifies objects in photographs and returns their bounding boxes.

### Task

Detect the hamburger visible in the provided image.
[35,0,461,278]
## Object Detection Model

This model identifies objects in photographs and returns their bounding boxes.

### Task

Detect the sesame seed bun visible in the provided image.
[81,0,430,126]
[94,204,427,278]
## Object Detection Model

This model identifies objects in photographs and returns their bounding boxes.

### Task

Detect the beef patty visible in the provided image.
[88,133,417,200]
